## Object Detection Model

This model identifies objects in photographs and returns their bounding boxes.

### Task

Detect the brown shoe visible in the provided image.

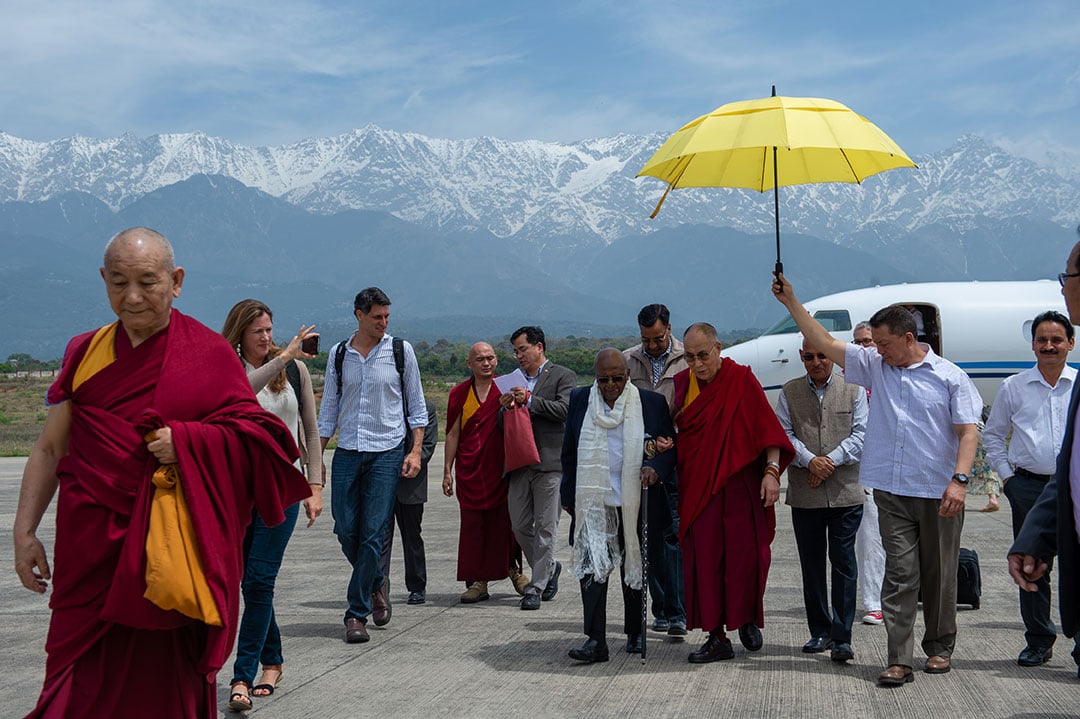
[925,655,951,674]
[878,665,914,685]
[460,581,490,604]
[509,567,529,596]
[345,618,369,643]
[372,581,392,626]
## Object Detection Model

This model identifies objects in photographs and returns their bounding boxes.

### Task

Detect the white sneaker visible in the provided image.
[862,610,884,625]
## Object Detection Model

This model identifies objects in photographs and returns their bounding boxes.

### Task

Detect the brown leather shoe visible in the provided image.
[878,664,914,685]
[925,655,951,674]
[372,581,392,627]
[345,618,369,643]
[509,567,529,596]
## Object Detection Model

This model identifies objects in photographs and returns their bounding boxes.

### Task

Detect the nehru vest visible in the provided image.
[782,376,864,509]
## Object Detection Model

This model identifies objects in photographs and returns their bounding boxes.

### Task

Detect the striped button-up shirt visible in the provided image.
[844,343,981,500]
[318,333,428,452]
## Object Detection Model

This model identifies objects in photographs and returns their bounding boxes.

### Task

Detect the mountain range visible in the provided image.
[1,127,1077,359]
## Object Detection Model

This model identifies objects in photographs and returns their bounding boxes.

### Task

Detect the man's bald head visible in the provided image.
[593,348,627,374]
[684,322,718,343]
[465,341,498,380]
[104,227,176,271]
[99,226,184,346]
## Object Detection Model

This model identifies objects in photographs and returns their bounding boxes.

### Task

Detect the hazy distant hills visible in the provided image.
[0,127,1077,358]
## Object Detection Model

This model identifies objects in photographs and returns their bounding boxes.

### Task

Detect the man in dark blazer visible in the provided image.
[560,349,676,662]
[502,326,577,610]
[378,399,438,614]
[1009,237,1080,678]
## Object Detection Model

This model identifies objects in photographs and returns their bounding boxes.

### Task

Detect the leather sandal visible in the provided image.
[252,665,283,697]
[227,681,253,712]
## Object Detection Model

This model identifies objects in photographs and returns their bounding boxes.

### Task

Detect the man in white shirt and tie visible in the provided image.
[986,310,1077,669]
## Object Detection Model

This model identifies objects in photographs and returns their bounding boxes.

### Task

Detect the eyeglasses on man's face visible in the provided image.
[596,375,627,385]
[641,333,669,347]
[1059,271,1080,287]
[852,337,874,346]
[685,350,715,364]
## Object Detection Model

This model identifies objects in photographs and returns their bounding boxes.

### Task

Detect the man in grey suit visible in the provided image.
[1009,235,1080,678]
[378,399,438,614]
[502,326,577,610]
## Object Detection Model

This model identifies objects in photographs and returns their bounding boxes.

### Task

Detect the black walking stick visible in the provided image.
[640,483,649,664]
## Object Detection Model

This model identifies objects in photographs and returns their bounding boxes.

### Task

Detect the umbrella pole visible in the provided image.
[773,145,782,276]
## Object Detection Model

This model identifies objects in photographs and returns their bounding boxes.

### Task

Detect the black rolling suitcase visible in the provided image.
[956,547,982,609]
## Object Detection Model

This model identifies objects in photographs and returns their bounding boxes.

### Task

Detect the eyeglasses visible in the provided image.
[685,350,715,363]
[596,375,626,385]
[641,334,669,346]
[801,353,828,362]
[852,338,874,346]
[1059,272,1080,287]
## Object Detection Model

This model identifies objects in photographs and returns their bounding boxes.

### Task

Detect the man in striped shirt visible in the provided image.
[319,287,428,644]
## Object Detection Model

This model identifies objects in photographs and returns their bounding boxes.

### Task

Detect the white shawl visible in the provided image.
[572,383,645,589]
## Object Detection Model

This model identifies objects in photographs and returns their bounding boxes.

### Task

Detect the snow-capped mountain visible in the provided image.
[1,127,1077,249]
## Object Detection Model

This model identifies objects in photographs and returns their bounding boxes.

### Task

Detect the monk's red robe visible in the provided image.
[27,310,310,719]
[673,359,794,634]
[446,377,515,581]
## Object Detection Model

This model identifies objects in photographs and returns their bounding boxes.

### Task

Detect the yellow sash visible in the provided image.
[462,385,481,428]
[682,372,701,411]
[142,429,223,626]
[72,323,118,392]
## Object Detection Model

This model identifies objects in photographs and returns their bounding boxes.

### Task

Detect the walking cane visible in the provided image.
[640,483,649,665]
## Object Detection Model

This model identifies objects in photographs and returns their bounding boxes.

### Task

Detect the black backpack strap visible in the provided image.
[284,359,303,412]
[393,337,408,422]
[334,340,348,397]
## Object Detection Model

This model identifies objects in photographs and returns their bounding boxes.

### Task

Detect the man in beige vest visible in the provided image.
[775,337,868,663]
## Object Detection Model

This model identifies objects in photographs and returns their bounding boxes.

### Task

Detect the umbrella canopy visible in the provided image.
[638,88,916,272]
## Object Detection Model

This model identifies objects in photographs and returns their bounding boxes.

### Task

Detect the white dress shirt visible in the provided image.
[984,364,1076,478]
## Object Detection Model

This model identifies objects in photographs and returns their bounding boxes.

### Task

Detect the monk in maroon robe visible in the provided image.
[442,342,519,601]
[673,323,794,664]
[13,228,310,719]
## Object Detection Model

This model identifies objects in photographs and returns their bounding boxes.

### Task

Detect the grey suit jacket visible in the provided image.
[524,361,577,472]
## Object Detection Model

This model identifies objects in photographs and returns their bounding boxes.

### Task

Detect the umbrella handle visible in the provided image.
[775,260,784,278]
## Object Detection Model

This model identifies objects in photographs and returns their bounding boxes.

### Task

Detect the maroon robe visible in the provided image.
[446,377,515,581]
[673,360,794,633]
[27,310,310,719]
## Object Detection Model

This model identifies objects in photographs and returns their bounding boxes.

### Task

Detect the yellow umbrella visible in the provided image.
[638,86,916,273]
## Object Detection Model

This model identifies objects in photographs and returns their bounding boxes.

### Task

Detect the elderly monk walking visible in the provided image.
[13,228,311,718]
[673,322,794,663]
[443,342,522,602]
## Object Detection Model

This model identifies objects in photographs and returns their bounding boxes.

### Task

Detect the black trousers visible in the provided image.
[580,509,644,644]
[791,504,863,643]
[379,501,427,593]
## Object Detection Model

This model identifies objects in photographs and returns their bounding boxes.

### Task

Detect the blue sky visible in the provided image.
[2,1,1078,169]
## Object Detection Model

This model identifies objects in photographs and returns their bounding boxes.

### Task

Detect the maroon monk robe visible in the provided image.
[446,377,515,581]
[673,359,794,633]
[27,309,309,719]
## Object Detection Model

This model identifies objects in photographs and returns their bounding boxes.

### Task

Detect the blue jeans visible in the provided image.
[230,502,299,686]
[331,444,403,623]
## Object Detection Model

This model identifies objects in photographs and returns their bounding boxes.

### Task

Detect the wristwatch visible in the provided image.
[951,473,969,485]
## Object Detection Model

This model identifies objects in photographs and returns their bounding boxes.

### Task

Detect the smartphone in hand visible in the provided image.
[301,335,320,355]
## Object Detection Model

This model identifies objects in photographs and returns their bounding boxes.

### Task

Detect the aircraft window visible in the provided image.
[763,310,852,336]
[763,315,799,335]
[813,310,852,332]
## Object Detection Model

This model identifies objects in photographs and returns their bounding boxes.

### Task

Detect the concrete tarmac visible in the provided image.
[1,451,1076,718]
